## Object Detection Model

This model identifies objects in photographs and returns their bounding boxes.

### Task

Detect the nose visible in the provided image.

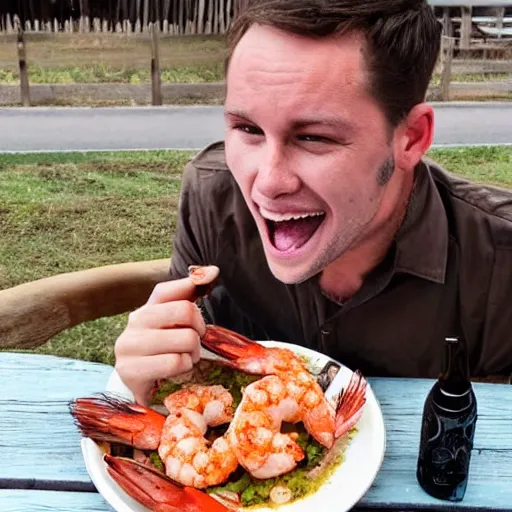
[252,142,301,200]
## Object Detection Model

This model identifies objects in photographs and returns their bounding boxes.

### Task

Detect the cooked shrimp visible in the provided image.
[70,385,239,489]
[225,371,367,479]
[202,325,367,478]
[159,385,238,488]
[163,385,233,427]
[104,454,232,512]
[226,375,306,479]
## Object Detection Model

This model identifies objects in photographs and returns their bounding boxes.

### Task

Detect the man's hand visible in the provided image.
[114,266,219,405]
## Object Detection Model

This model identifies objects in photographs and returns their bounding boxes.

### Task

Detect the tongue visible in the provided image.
[272,216,324,252]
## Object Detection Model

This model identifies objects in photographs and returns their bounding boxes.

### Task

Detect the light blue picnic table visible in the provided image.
[1,351,512,512]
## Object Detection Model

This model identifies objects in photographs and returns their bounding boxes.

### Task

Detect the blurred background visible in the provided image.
[0,0,510,106]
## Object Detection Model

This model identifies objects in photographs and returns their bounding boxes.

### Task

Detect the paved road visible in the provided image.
[0,102,510,153]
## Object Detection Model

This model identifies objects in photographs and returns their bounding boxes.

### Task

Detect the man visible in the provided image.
[115,0,512,405]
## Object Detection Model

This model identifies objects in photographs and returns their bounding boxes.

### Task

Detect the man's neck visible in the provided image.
[319,186,413,303]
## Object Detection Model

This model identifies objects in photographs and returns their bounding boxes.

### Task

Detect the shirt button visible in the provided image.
[321,324,332,336]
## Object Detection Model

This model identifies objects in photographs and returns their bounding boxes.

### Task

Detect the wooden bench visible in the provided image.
[0,258,170,350]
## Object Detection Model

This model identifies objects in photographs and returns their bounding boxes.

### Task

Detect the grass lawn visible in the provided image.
[0,32,226,84]
[1,145,511,365]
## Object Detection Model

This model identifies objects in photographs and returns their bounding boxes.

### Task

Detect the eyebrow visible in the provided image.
[224,108,354,132]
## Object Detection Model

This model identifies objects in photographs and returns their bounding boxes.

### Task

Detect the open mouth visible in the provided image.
[264,212,326,252]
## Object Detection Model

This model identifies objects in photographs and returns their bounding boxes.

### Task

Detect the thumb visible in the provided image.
[146,265,219,305]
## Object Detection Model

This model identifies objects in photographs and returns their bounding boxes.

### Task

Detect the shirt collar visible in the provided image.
[394,158,449,284]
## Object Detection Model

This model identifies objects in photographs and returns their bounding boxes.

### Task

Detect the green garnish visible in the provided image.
[208,427,332,507]
[150,381,183,405]
[149,452,165,472]
[205,365,260,408]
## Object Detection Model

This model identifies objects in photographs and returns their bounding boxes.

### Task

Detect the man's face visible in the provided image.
[224,25,408,284]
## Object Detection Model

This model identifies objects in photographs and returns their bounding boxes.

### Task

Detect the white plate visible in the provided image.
[80,341,386,512]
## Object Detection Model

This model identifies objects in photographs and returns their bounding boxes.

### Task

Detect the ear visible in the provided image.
[394,103,434,171]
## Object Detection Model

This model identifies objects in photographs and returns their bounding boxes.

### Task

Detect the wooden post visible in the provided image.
[197,0,205,34]
[206,0,213,34]
[16,25,30,107]
[178,0,185,35]
[496,7,505,39]
[173,0,179,34]
[143,0,149,32]
[6,14,14,33]
[226,0,232,31]
[460,6,472,51]
[442,7,452,38]
[150,23,163,106]
[440,36,454,102]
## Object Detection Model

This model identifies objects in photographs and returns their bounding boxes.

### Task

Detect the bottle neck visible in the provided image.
[434,337,473,411]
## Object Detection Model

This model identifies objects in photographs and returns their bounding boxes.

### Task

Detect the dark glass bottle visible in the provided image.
[416,336,478,502]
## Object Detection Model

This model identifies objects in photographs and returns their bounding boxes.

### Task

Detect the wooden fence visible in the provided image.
[0,14,229,36]
[3,3,512,106]
[0,2,511,39]
[0,0,247,36]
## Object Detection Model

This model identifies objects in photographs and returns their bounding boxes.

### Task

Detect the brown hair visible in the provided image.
[226,0,442,127]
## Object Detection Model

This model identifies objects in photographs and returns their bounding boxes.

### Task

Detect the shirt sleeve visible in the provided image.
[480,246,512,379]
[169,160,218,281]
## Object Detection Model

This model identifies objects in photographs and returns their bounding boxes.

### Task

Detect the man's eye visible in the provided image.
[234,124,263,136]
[297,134,330,142]
[297,134,332,143]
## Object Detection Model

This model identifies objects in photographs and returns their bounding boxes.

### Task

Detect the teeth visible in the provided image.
[260,210,325,222]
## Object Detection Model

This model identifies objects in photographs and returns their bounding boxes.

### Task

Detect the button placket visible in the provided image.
[320,323,334,352]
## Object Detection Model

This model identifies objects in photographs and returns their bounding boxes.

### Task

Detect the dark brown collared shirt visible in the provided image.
[170,141,512,380]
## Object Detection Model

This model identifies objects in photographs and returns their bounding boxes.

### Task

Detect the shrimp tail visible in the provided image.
[104,455,232,512]
[201,324,266,360]
[334,370,368,439]
[69,393,166,450]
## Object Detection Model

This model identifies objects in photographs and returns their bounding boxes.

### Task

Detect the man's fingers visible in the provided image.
[191,341,201,364]
[117,328,200,358]
[146,278,198,305]
[114,265,221,406]
[147,265,219,305]
[117,353,195,406]
[128,300,205,335]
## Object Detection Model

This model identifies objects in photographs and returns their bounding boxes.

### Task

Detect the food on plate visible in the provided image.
[202,325,367,450]
[70,326,367,510]
[103,454,232,512]
[71,384,240,488]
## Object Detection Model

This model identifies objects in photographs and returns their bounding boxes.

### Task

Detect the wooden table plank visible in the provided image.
[0,490,113,512]
[0,352,112,487]
[2,353,512,511]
